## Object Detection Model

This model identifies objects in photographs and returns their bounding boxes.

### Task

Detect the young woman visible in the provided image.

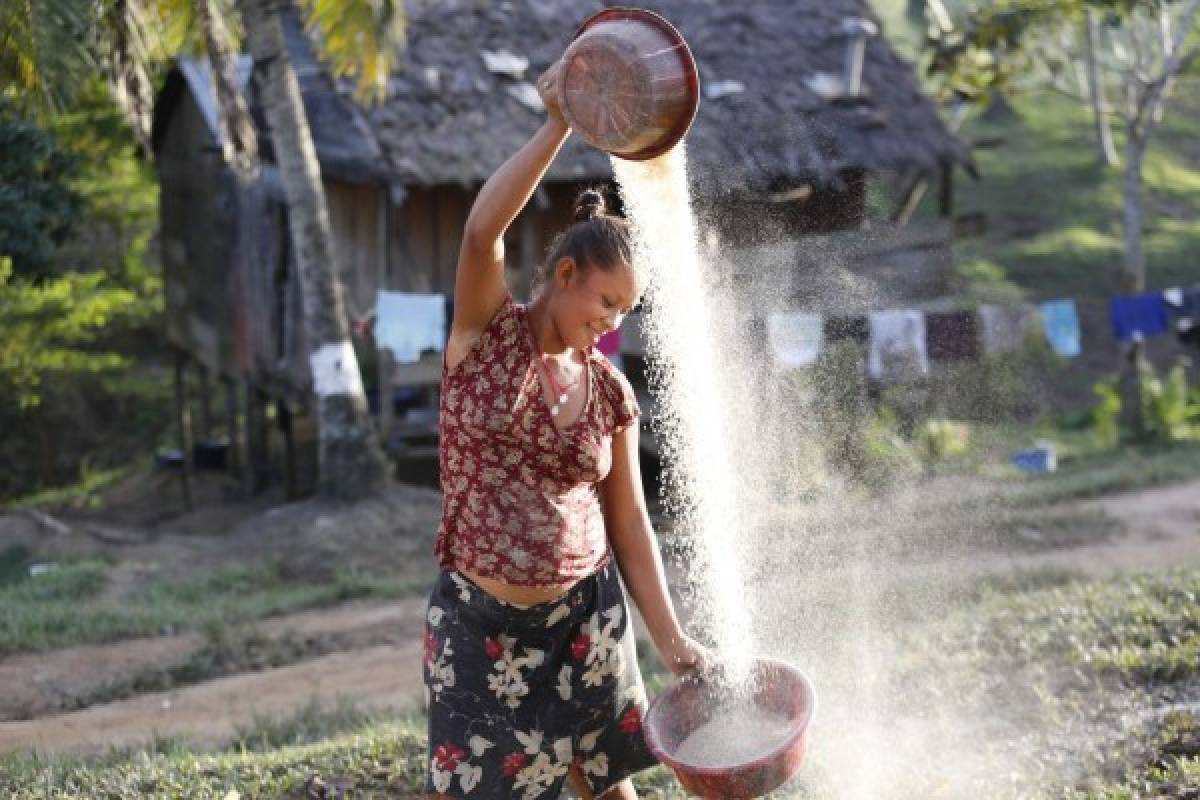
[423,62,706,799]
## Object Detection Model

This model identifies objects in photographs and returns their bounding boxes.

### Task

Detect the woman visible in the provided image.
[423,61,706,799]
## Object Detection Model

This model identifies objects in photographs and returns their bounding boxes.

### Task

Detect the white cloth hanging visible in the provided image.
[766,311,823,368]
[978,303,1040,354]
[374,291,446,364]
[868,310,929,381]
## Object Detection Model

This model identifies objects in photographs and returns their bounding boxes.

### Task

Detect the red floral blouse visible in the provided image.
[436,294,640,586]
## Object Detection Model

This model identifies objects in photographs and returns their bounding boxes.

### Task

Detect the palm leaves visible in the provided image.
[299,0,407,104]
[1,0,406,141]
[0,0,96,112]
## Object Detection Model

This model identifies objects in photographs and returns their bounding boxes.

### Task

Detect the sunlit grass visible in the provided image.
[0,554,418,655]
[952,86,1200,300]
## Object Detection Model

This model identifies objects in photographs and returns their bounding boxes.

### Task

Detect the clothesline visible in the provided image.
[362,285,1200,381]
[764,283,1200,381]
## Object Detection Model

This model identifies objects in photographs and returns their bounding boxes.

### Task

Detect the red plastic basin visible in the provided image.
[644,658,816,798]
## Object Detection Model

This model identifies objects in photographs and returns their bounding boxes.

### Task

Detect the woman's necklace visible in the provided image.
[528,310,586,418]
[538,352,584,417]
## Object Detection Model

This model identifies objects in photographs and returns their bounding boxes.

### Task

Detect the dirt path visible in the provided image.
[2,479,1198,758]
[0,598,427,722]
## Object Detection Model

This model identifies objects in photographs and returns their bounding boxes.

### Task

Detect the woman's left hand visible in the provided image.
[537,60,567,126]
[658,632,711,677]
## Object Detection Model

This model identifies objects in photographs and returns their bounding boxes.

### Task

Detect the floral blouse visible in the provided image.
[436,294,640,586]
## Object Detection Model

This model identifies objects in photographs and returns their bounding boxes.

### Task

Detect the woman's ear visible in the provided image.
[554,256,577,289]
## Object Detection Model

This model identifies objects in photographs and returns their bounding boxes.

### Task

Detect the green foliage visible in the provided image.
[1091,377,1121,447]
[954,86,1200,298]
[916,418,972,465]
[0,98,83,276]
[299,0,407,104]
[0,719,431,799]
[1139,359,1200,442]
[0,256,149,409]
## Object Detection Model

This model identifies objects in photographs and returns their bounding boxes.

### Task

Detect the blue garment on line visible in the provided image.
[1110,293,1168,342]
[1040,299,1081,358]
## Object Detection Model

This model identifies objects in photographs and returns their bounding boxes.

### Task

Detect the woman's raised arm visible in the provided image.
[449,64,571,349]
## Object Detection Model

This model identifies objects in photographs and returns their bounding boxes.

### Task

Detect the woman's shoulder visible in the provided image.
[445,293,527,377]
[589,353,640,433]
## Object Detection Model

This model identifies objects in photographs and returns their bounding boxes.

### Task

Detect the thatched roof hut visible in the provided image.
[365,0,969,194]
[151,0,967,486]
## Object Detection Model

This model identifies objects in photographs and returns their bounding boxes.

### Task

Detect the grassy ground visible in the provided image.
[5,567,1199,798]
[953,85,1200,301]
[0,547,415,656]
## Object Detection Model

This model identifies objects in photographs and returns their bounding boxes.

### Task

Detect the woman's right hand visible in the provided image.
[537,60,568,127]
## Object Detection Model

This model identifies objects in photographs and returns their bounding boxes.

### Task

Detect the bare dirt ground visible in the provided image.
[1,472,1198,757]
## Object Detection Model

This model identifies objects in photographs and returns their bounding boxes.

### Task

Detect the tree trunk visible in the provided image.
[1117,127,1148,437]
[238,0,390,499]
[197,0,258,174]
[1083,8,1120,168]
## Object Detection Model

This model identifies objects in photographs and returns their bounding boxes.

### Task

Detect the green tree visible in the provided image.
[0,97,83,277]
[0,256,149,408]
[232,0,406,498]
[4,0,408,499]
[927,0,1200,434]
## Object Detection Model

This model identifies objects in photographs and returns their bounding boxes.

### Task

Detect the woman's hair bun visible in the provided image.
[573,188,606,223]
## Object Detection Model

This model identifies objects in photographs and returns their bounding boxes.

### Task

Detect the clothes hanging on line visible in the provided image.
[767,311,824,368]
[1164,286,1200,347]
[1039,299,1081,358]
[1109,293,1169,342]
[823,314,869,346]
[374,290,447,363]
[868,310,929,381]
[925,310,980,362]
[978,303,1040,354]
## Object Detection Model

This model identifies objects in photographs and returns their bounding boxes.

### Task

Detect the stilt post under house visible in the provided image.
[173,350,194,511]
[224,376,241,479]
[279,400,298,500]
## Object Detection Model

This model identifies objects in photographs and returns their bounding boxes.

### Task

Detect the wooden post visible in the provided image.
[197,366,213,441]
[224,375,241,479]
[279,399,297,500]
[173,350,194,511]
[241,378,258,496]
[379,349,394,446]
[377,184,393,447]
[890,170,930,225]
[938,162,955,219]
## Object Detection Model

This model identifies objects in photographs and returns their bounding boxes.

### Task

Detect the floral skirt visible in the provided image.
[423,563,658,798]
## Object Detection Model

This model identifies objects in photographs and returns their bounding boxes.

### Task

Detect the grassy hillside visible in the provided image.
[953,86,1200,300]
[871,0,1200,301]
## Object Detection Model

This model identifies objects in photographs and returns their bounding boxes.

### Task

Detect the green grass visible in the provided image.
[975,569,1200,685]
[6,463,135,512]
[999,439,1200,507]
[0,553,419,655]
[6,568,1200,798]
[952,87,1200,300]
[0,718,431,799]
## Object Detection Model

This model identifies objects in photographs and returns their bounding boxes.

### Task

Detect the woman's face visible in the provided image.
[551,258,641,351]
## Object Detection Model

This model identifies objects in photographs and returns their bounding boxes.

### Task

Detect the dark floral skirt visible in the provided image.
[423,563,658,798]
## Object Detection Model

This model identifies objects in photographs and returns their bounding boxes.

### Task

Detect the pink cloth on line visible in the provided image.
[597,330,621,357]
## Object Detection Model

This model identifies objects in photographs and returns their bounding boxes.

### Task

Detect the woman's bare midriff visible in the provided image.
[459,568,578,607]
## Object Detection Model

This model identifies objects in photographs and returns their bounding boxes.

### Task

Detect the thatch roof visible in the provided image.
[158,1,968,194]
[363,0,968,193]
